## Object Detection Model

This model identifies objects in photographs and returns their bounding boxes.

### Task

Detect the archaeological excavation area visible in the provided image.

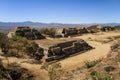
[6,26,96,62]
[1,26,120,80]
[35,38,93,62]
[10,27,45,39]
[7,26,116,62]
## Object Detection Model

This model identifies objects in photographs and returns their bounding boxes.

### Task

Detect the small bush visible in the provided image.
[114,35,120,39]
[39,28,55,37]
[117,58,120,62]
[111,43,120,50]
[90,71,98,76]
[104,66,115,73]
[90,71,113,80]
[1,35,43,60]
[7,49,19,57]
[84,58,102,68]
[41,62,64,80]
[41,62,50,71]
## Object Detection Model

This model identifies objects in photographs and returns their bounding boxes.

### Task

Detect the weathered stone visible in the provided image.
[45,39,93,61]
[87,25,114,33]
[55,27,89,37]
[14,26,45,40]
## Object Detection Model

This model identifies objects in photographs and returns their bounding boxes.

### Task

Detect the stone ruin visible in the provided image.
[44,39,93,62]
[15,26,45,40]
[54,26,115,37]
[55,27,88,37]
[101,26,115,32]
[63,28,78,36]
[87,25,115,33]
[40,26,114,38]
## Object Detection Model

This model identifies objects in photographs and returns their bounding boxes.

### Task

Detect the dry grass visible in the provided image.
[1,31,120,80]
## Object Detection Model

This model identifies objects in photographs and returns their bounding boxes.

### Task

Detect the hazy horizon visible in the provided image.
[0,21,120,24]
[0,0,120,23]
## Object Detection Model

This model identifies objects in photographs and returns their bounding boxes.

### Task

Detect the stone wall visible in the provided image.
[45,39,93,62]
[55,27,89,37]
[15,27,45,40]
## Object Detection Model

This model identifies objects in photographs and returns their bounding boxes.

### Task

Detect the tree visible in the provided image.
[41,62,64,80]
[39,28,55,37]
[0,32,10,54]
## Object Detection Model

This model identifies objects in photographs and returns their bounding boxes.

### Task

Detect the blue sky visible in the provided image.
[0,0,120,23]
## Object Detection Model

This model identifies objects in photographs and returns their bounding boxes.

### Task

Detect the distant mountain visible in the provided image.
[0,21,46,27]
[0,21,119,33]
[100,23,120,26]
[80,23,120,27]
[0,21,120,27]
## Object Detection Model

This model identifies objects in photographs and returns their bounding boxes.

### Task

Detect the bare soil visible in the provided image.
[60,32,120,70]
[1,31,120,80]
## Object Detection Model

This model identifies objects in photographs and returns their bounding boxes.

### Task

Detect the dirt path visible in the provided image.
[60,32,120,70]
[60,41,111,70]
[1,31,120,79]
[0,54,49,80]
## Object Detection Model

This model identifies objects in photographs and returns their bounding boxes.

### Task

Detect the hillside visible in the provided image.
[61,40,120,80]
[0,30,120,80]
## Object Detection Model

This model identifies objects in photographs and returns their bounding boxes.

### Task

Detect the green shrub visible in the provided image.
[111,43,120,50]
[39,28,55,37]
[90,71,113,80]
[41,62,64,80]
[41,62,50,71]
[91,71,114,80]
[116,56,120,62]
[84,58,102,68]
[0,32,5,40]
[2,35,42,60]
[117,58,120,62]
[104,66,115,73]
[0,32,10,54]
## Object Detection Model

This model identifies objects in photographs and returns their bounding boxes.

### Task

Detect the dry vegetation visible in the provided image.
[0,29,120,80]
[0,60,34,80]
[39,28,56,37]
[60,39,120,80]
[0,35,44,60]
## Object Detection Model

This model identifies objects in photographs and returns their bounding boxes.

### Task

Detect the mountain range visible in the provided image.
[0,21,120,27]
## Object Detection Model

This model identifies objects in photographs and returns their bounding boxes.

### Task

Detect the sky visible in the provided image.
[0,0,120,23]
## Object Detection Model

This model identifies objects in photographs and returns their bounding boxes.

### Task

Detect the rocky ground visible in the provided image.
[59,31,120,70]
[0,31,120,80]
[62,42,120,80]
